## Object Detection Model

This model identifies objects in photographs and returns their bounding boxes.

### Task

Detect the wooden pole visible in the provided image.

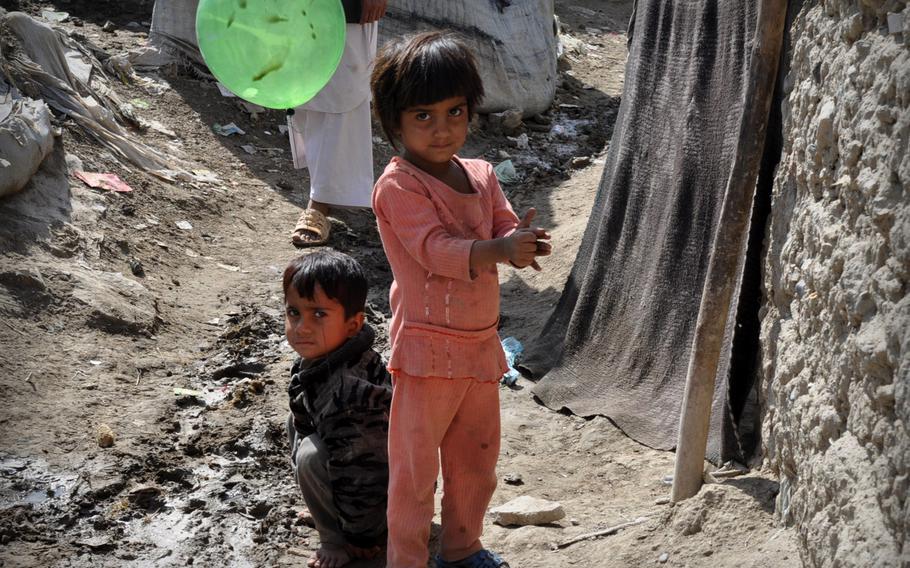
[671,0,788,502]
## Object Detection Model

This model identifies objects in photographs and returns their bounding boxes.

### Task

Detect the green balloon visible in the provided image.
[196,0,346,109]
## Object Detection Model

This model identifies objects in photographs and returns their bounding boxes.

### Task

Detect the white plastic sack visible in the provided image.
[0,97,54,197]
[131,0,202,68]
[380,0,558,116]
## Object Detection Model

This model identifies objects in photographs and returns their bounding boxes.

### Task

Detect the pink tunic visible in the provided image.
[372,156,520,381]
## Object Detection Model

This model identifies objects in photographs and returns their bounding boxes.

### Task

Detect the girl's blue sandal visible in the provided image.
[435,549,510,568]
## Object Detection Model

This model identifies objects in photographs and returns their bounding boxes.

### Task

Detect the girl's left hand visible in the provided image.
[360,0,388,24]
[514,208,551,271]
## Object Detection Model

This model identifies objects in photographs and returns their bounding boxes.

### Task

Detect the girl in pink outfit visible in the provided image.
[370,32,552,568]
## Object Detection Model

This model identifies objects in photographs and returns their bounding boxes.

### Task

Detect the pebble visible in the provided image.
[96,423,115,448]
[571,156,592,168]
[503,472,524,485]
[491,495,565,526]
[658,552,669,563]
[130,259,145,277]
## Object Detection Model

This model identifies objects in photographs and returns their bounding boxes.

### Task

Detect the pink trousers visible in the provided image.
[386,373,501,568]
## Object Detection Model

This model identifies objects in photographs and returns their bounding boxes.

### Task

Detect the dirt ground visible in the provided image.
[0,1,801,566]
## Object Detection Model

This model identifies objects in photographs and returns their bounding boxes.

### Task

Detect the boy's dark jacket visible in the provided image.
[288,324,391,548]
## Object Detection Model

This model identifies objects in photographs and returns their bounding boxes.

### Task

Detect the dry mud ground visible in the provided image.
[0,1,801,566]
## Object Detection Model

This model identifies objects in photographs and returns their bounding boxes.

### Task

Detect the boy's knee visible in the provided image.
[295,435,328,478]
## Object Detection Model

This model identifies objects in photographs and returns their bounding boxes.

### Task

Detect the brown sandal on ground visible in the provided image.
[291,208,331,247]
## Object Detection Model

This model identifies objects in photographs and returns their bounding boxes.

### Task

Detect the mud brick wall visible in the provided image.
[760,1,909,566]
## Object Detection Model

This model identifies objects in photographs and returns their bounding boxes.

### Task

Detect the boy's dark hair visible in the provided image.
[370,31,485,149]
[282,250,368,319]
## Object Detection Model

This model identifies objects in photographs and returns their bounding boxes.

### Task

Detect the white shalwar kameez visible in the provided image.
[288,23,378,209]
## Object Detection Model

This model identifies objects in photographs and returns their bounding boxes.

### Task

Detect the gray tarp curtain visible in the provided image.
[521,1,763,463]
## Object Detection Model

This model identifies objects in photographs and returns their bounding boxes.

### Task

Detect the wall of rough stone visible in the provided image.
[760,0,908,567]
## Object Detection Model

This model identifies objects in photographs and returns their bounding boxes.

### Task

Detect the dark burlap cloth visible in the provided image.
[522,1,761,462]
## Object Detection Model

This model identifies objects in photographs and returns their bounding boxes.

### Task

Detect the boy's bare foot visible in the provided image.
[307,544,351,568]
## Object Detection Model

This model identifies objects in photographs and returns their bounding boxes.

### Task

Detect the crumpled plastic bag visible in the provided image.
[501,336,524,386]
[494,159,520,185]
[0,94,54,197]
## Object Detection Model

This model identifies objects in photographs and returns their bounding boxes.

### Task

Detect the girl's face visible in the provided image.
[397,96,469,173]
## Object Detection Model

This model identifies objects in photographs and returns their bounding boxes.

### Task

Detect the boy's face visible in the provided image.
[284,284,364,360]
[397,95,469,171]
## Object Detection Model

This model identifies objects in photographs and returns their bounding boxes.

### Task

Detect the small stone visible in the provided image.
[176,220,193,231]
[128,484,164,509]
[96,424,115,448]
[490,496,565,526]
[102,21,116,33]
[500,109,524,130]
[129,259,145,277]
[658,552,669,563]
[503,472,524,485]
[571,156,591,168]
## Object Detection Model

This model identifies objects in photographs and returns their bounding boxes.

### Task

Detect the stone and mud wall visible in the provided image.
[760,0,908,566]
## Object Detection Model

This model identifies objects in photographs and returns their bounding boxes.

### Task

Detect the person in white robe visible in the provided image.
[287,0,386,246]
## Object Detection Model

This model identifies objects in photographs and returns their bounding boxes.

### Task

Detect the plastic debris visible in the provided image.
[508,133,530,150]
[130,98,150,109]
[176,220,193,231]
[493,160,520,185]
[501,336,523,386]
[173,387,203,397]
[240,144,257,154]
[192,169,220,183]
[216,82,237,97]
[41,10,69,22]
[213,122,245,136]
[74,171,133,193]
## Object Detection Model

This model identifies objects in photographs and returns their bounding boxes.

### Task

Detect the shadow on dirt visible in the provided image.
[725,476,779,514]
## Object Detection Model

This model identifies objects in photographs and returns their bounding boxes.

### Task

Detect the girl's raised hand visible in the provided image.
[510,208,552,271]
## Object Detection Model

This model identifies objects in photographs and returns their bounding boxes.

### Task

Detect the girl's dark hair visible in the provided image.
[370,31,485,149]
[282,250,368,319]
